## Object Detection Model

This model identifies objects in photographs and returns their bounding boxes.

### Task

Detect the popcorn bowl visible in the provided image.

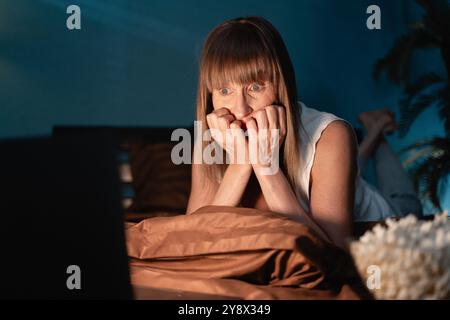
[349,212,450,299]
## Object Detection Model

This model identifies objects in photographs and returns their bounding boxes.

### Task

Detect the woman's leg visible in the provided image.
[357,109,394,172]
[373,138,423,217]
[357,109,423,218]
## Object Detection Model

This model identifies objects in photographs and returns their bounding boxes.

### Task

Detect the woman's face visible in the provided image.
[211,81,277,120]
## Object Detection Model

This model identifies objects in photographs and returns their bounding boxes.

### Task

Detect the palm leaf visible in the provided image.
[401,136,450,155]
[401,137,450,210]
[404,72,444,97]
[399,72,445,137]
[373,0,449,85]
[417,0,450,74]
[436,85,450,135]
[373,27,439,85]
[413,156,450,210]
[402,145,435,167]
[416,0,450,41]
[398,91,441,136]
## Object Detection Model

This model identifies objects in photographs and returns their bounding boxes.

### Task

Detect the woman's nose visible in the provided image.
[233,94,252,120]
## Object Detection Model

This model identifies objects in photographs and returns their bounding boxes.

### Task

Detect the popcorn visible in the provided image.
[350,212,450,299]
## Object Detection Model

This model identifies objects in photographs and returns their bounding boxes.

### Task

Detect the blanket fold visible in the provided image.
[126,205,372,300]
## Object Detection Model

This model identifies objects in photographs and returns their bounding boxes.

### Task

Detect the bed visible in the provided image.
[126,205,374,300]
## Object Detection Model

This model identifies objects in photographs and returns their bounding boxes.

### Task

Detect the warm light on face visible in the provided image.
[211,81,277,120]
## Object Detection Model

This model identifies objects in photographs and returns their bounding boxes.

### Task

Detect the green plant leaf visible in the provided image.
[373,28,439,85]
[398,91,440,136]
[401,137,450,210]
[436,85,450,135]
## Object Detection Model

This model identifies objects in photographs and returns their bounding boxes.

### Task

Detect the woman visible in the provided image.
[186,16,422,250]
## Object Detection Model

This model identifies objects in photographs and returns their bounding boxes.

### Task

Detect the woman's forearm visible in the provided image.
[212,164,253,206]
[254,167,331,242]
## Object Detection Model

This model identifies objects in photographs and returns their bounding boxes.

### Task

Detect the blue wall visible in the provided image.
[0,0,448,211]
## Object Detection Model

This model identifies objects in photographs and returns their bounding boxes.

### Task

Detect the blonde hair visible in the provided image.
[196,16,302,191]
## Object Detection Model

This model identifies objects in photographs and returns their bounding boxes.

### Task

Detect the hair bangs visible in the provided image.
[203,27,278,91]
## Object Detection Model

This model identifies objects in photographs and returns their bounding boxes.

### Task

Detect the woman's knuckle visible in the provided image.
[266,105,276,113]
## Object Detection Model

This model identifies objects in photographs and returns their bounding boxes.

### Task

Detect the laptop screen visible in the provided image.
[0,135,133,299]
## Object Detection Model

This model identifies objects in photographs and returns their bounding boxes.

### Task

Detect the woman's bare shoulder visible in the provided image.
[318,120,357,152]
[312,120,358,174]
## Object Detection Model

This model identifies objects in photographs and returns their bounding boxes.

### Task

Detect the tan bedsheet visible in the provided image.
[126,205,372,300]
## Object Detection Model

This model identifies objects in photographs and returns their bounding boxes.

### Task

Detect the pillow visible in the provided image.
[126,140,191,215]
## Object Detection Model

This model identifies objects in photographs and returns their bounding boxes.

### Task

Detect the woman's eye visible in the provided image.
[219,88,231,96]
[249,83,264,92]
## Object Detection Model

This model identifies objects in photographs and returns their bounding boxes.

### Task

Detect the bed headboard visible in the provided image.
[52,125,194,221]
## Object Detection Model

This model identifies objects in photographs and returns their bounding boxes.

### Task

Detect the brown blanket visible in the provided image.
[126,205,372,300]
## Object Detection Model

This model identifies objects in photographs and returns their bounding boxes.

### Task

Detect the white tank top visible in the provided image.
[296,101,396,221]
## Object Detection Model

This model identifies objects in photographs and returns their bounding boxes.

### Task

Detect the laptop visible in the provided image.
[0,134,133,299]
